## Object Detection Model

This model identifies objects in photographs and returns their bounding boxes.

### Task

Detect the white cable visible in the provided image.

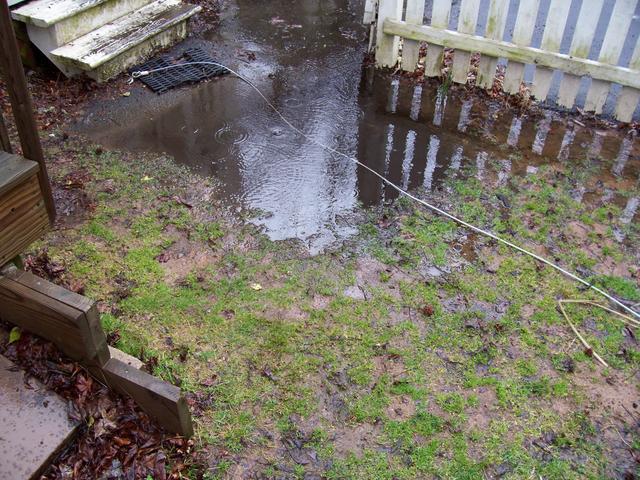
[131,62,640,320]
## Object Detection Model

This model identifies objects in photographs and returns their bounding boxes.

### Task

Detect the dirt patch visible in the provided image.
[386,394,416,420]
[157,226,218,284]
[332,423,382,458]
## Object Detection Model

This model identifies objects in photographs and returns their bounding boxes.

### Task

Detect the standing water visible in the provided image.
[80,0,639,252]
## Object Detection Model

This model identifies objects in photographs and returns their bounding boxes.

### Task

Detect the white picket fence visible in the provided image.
[365,0,640,122]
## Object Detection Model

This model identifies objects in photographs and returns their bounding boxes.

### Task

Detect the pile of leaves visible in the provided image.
[0,327,206,479]
[0,71,122,135]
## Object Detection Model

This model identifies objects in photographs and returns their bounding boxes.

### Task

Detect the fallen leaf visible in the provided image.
[8,327,21,344]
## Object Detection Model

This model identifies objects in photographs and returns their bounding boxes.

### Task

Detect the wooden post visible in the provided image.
[376,0,402,68]
[0,0,55,222]
[0,109,11,153]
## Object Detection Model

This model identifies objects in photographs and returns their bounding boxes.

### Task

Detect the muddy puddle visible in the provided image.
[79,0,639,252]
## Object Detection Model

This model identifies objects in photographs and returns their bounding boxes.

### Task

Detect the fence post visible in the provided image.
[0,0,55,223]
[376,0,402,68]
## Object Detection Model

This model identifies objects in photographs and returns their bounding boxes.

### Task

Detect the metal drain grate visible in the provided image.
[132,48,228,94]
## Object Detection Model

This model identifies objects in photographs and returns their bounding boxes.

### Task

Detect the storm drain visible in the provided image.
[132,48,228,94]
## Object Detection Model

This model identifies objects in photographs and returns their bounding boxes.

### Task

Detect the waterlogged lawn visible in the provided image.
[38,139,640,479]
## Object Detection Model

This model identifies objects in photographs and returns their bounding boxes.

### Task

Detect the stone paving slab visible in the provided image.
[0,354,79,480]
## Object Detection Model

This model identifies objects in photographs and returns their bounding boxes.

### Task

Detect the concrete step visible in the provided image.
[51,0,200,81]
[0,354,79,480]
[12,0,155,46]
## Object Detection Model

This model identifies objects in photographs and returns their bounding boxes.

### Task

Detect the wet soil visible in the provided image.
[1,0,639,478]
[77,0,640,253]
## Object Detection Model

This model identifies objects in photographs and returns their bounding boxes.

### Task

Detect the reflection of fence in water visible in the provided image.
[366,0,640,122]
[355,76,639,225]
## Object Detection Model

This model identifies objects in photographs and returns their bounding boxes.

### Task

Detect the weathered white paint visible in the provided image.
[620,197,639,224]
[402,130,417,190]
[372,0,640,121]
[449,145,463,173]
[424,0,452,77]
[403,0,426,71]
[612,133,635,176]
[584,0,637,114]
[532,112,552,155]
[387,77,400,113]
[383,124,395,178]
[477,0,509,89]
[376,0,403,67]
[507,116,522,146]
[557,0,605,108]
[423,135,440,190]
[503,0,539,94]
[363,0,377,24]
[51,0,198,70]
[452,0,481,84]
[410,84,423,120]
[530,0,572,102]
[614,39,640,122]
[12,0,108,27]
[557,128,576,161]
[457,99,473,132]
[383,20,640,89]
[497,158,511,186]
[475,151,487,180]
[433,89,447,126]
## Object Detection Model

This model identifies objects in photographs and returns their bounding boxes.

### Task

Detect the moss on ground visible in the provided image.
[32,135,640,479]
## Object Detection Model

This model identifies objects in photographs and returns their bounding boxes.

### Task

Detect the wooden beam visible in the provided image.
[0,0,55,222]
[0,109,11,153]
[0,269,109,366]
[383,19,640,90]
[0,268,194,437]
[94,358,194,437]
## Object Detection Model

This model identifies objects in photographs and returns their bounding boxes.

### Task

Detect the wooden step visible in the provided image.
[12,0,157,47]
[0,354,80,479]
[51,0,200,75]
[12,0,111,28]
[0,151,38,197]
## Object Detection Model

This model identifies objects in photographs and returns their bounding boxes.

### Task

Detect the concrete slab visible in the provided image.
[108,346,144,370]
[0,355,79,480]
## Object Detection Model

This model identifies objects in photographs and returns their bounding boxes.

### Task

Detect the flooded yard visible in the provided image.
[4,0,639,478]
[79,0,639,254]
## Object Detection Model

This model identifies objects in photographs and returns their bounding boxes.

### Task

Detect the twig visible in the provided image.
[558,300,608,368]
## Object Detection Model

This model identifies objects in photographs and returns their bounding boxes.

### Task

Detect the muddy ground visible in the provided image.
[1,0,640,479]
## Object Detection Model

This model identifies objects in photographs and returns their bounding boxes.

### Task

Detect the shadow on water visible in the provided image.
[81,0,639,252]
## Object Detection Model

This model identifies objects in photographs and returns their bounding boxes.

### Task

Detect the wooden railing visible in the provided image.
[366,0,640,122]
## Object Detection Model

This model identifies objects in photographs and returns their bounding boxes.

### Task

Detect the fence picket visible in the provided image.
[584,0,637,114]
[477,0,510,89]
[376,0,403,67]
[557,0,605,108]
[502,0,539,94]
[614,38,640,122]
[363,0,377,24]
[424,0,452,77]
[452,0,482,84]
[403,0,426,71]
[530,0,572,102]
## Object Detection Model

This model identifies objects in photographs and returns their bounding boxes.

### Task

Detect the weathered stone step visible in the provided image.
[50,0,200,81]
[0,354,79,480]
